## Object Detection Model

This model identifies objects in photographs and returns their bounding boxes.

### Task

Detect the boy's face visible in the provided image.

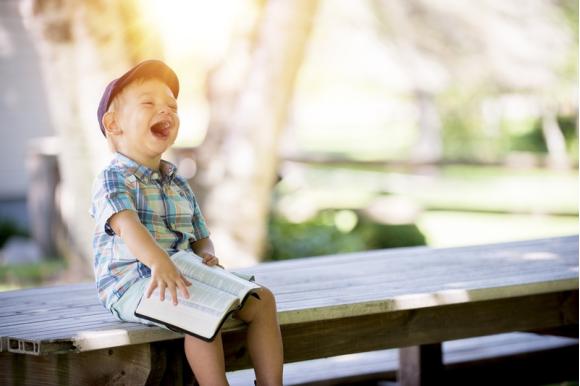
[106,78,179,168]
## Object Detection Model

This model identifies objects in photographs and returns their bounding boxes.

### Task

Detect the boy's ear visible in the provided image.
[102,111,121,136]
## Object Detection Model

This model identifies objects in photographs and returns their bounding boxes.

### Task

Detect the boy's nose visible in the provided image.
[158,106,172,115]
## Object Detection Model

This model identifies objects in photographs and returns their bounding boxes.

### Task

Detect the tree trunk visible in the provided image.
[21,0,162,278]
[192,0,319,267]
[541,105,570,170]
[372,0,446,165]
[412,90,443,164]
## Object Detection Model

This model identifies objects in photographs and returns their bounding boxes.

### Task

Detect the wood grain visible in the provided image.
[0,236,577,385]
[222,290,578,371]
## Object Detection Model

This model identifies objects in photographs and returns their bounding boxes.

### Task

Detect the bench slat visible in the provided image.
[243,236,576,275]
[248,242,578,286]
[269,260,576,298]
[0,282,94,300]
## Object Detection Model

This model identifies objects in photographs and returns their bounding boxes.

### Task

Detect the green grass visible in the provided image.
[273,164,578,252]
[417,211,578,248]
[0,260,67,291]
[420,165,578,215]
[282,164,578,216]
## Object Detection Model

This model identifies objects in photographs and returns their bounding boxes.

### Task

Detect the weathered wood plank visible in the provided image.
[222,290,578,371]
[0,282,94,300]
[248,236,576,269]
[0,342,166,386]
[273,270,577,305]
[3,271,574,340]
[0,309,110,327]
[0,258,577,330]
[245,236,577,277]
[2,260,573,325]
[265,262,577,295]
[228,332,579,386]
[0,236,576,358]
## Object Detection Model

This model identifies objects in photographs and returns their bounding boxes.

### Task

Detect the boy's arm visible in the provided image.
[109,210,191,305]
[191,237,221,267]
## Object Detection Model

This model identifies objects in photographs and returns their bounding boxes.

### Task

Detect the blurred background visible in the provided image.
[0,0,577,290]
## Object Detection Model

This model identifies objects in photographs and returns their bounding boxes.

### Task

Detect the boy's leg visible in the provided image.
[234,287,283,386]
[184,333,229,386]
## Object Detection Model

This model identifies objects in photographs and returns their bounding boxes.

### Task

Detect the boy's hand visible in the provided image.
[199,252,221,267]
[146,256,191,305]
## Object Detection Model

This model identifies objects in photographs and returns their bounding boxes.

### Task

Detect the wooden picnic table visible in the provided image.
[1,235,578,385]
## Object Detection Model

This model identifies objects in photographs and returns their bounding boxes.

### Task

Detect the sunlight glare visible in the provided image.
[142,0,239,61]
[521,251,559,261]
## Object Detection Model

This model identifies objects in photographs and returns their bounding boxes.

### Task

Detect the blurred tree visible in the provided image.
[371,0,575,165]
[21,0,163,277]
[192,0,319,266]
[22,0,319,273]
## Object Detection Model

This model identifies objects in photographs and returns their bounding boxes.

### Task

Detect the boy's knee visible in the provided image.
[258,287,276,303]
[257,286,277,308]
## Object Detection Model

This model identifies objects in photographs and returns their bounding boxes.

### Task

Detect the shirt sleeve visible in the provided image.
[89,169,137,235]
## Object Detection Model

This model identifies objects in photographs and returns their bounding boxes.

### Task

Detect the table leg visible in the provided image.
[398,343,443,386]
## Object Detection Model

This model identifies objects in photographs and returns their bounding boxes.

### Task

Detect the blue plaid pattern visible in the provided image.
[89,152,209,309]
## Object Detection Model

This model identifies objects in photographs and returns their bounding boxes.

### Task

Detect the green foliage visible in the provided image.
[508,118,547,153]
[558,115,579,160]
[508,114,578,156]
[0,219,29,249]
[439,89,511,162]
[0,260,66,289]
[265,210,426,261]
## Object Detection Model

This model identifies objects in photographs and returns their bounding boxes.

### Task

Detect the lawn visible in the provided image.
[274,162,578,251]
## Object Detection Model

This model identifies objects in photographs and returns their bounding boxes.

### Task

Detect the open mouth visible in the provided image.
[150,120,171,139]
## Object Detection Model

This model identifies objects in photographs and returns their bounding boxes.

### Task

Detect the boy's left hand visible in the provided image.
[200,252,221,267]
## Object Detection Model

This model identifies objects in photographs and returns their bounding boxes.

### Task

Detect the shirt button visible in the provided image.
[151,172,160,180]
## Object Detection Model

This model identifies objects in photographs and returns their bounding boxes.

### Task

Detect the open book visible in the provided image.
[135,251,261,341]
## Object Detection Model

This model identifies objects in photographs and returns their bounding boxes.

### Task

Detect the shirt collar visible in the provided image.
[112,152,177,183]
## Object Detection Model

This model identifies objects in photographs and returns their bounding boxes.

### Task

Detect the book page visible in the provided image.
[168,279,238,315]
[171,251,260,300]
[136,279,239,340]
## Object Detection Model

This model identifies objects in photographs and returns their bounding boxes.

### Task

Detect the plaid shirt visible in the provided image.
[89,152,209,309]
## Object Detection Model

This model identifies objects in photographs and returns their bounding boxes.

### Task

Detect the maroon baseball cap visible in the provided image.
[97,60,179,136]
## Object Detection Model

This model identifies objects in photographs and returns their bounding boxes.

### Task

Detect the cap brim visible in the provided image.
[113,60,179,101]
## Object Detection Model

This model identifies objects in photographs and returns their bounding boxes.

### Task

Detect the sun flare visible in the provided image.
[141,0,241,61]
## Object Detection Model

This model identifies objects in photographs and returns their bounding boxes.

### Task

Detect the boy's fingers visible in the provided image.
[159,282,166,301]
[182,275,192,286]
[146,281,157,298]
[169,285,178,305]
[203,255,218,266]
[178,281,189,299]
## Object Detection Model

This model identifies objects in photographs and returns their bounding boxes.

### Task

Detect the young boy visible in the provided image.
[90,60,283,386]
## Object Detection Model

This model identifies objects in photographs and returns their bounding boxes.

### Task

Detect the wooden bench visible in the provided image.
[228,332,578,385]
[1,235,578,385]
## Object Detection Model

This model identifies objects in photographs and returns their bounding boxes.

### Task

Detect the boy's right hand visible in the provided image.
[146,256,191,305]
